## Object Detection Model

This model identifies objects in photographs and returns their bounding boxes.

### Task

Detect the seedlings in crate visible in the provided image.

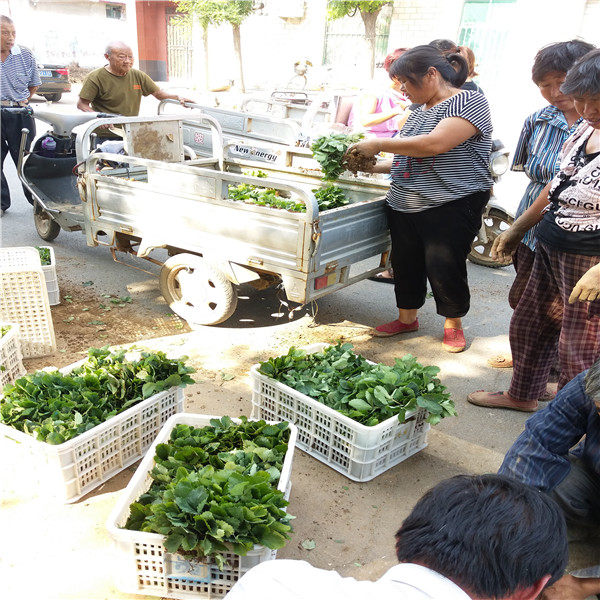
[258,343,456,426]
[35,246,51,266]
[123,417,293,569]
[0,348,195,444]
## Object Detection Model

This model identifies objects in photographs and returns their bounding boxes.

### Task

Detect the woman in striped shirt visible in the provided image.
[490,40,595,369]
[349,45,493,352]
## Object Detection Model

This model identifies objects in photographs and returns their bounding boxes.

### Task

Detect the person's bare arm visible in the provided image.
[541,574,600,600]
[490,182,552,262]
[350,116,479,159]
[152,89,195,105]
[356,94,403,128]
[77,97,95,112]
[27,85,38,102]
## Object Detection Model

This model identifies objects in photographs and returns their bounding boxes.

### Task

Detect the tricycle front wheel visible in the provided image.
[159,254,238,326]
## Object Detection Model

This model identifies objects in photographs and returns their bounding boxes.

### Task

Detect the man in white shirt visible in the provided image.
[225,474,568,600]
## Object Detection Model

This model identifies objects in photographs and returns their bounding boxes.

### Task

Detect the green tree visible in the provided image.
[175,0,224,90]
[218,0,254,93]
[327,1,392,79]
[176,0,254,92]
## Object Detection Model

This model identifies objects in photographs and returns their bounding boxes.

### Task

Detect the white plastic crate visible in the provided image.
[250,343,430,482]
[107,413,298,599]
[0,266,56,358]
[0,245,41,268]
[0,245,59,306]
[0,356,185,502]
[40,246,59,305]
[0,322,26,388]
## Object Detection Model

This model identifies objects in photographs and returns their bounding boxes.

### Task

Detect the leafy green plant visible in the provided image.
[312,185,349,211]
[228,183,306,212]
[311,133,364,180]
[124,416,293,568]
[258,343,456,426]
[0,348,195,444]
[0,325,11,338]
[36,246,51,266]
[228,179,349,213]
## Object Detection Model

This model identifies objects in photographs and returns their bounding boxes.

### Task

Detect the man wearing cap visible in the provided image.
[0,14,40,216]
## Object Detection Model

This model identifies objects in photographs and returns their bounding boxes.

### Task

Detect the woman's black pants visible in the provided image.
[387,190,490,318]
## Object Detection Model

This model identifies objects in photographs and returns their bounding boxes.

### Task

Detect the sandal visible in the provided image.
[368,272,395,284]
[488,355,513,368]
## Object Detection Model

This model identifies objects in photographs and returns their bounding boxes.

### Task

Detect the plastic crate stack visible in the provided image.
[0,246,57,358]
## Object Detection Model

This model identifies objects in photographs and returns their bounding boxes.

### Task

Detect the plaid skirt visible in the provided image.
[508,242,600,402]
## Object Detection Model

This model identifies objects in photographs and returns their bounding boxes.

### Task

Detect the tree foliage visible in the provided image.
[326,1,392,78]
[175,0,253,28]
[327,0,391,20]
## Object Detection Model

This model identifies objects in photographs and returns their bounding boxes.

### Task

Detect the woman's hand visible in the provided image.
[490,226,524,263]
[569,263,600,303]
[347,139,381,159]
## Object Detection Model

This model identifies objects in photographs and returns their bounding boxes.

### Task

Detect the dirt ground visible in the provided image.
[4,279,597,600]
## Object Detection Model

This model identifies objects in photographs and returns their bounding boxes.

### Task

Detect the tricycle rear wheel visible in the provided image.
[34,206,61,241]
[159,254,238,326]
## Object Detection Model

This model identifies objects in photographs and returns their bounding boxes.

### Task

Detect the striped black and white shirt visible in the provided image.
[387,90,493,213]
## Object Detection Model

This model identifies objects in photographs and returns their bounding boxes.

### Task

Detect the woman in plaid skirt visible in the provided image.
[469,49,600,412]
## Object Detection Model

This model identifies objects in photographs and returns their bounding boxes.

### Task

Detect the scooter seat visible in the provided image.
[33,109,111,137]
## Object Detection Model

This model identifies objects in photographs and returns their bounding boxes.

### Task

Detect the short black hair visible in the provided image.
[429,39,458,54]
[561,48,600,97]
[395,474,568,598]
[532,40,596,83]
[389,44,468,88]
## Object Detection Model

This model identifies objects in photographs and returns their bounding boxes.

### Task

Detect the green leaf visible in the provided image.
[348,398,371,412]
[301,539,316,550]
[164,532,184,553]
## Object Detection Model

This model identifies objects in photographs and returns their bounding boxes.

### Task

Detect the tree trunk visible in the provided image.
[202,26,209,90]
[232,23,245,93]
[360,9,381,79]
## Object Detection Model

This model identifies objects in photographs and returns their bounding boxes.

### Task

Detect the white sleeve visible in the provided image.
[225,560,362,600]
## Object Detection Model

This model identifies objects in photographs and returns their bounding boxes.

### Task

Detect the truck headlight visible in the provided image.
[490,152,509,177]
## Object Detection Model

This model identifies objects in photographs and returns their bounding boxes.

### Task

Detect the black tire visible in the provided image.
[468,208,514,268]
[44,93,62,103]
[159,253,237,326]
[34,207,61,241]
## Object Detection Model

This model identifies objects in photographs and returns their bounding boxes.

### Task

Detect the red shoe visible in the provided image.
[442,328,466,353]
[372,318,419,337]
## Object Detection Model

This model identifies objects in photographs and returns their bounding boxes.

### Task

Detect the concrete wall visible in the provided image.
[388,0,463,49]
[1,0,138,68]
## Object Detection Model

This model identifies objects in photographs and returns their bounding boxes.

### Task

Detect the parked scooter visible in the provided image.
[4,105,115,241]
